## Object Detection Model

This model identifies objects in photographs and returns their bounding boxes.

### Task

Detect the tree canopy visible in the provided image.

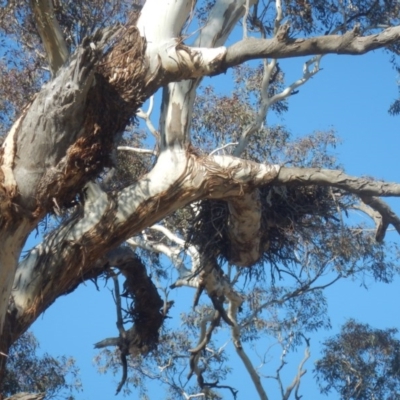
[3,332,81,399]
[1,0,400,399]
[316,320,400,400]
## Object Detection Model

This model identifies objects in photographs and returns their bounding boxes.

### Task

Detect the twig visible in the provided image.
[117,146,157,155]
[112,273,129,395]
[243,0,251,39]
[209,142,238,156]
[136,95,160,141]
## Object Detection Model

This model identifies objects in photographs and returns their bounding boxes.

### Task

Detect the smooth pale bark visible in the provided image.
[30,0,69,74]
[274,167,400,196]
[223,25,400,65]
[157,0,263,257]
[158,0,253,148]
[138,24,400,80]
[0,220,32,340]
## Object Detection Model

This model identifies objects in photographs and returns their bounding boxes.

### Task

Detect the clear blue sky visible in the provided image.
[30,50,400,399]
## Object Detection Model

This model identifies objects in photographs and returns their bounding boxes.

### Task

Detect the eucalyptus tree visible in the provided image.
[3,332,81,399]
[2,0,400,399]
[315,320,400,400]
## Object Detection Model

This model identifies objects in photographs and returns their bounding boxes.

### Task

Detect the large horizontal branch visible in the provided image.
[222,24,400,66]
[7,154,400,344]
[154,25,400,81]
[6,152,278,341]
[274,167,400,196]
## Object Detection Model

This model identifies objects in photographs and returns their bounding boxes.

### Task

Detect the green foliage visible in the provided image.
[315,320,400,399]
[3,332,82,399]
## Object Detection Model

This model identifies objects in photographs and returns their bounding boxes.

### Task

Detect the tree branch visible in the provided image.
[357,196,400,241]
[283,337,310,400]
[222,25,400,67]
[117,146,157,156]
[30,0,69,75]
[274,167,400,196]
[8,152,400,344]
[153,25,400,81]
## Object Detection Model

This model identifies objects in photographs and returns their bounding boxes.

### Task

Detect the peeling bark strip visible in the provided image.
[227,191,262,266]
[94,248,165,357]
[30,0,69,75]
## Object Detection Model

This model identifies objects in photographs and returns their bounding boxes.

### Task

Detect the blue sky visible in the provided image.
[29,49,400,400]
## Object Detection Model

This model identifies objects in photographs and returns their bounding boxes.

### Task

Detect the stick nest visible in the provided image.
[187,185,345,271]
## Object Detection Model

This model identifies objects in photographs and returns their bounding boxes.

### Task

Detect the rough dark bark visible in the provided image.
[93,247,166,357]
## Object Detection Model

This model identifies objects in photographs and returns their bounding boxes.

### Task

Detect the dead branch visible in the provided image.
[283,336,311,400]
[30,0,69,75]
[358,196,400,241]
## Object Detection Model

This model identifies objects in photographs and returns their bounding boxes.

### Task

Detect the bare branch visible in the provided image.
[243,0,251,39]
[209,142,238,156]
[234,55,321,156]
[156,25,400,81]
[357,196,400,241]
[237,344,269,399]
[110,273,128,394]
[117,146,157,156]
[274,166,400,197]
[30,0,69,75]
[283,337,310,400]
[188,311,220,387]
[274,0,283,35]
[128,232,198,289]
[136,96,160,142]
[222,25,400,67]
